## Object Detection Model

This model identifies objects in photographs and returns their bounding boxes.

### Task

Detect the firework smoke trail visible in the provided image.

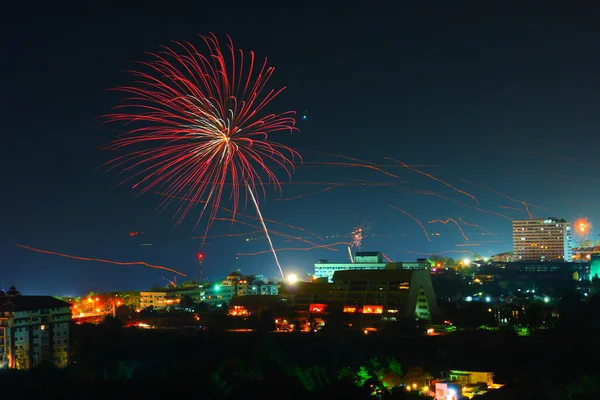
[389,205,431,242]
[247,183,283,278]
[16,244,187,276]
[347,246,354,263]
[103,33,300,244]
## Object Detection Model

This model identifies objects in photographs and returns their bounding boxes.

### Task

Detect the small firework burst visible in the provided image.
[350,221,372,249]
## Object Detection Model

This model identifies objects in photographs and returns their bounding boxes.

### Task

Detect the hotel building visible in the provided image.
[0,286,72,369]
[513,218,573,262]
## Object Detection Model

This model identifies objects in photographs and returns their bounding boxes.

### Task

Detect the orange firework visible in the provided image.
[573,217,592,237]
[16,244,187,276]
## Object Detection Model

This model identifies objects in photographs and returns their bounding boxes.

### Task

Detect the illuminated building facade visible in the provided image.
[590,254,600,281]
[0,287,72,369]
[315,251,429,282]
[332,269,437,320]
[513,218,573,262]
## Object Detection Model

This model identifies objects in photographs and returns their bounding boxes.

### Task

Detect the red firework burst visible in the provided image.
[103,33,299,228]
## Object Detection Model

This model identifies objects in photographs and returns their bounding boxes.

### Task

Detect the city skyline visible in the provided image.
[3,6,600,295]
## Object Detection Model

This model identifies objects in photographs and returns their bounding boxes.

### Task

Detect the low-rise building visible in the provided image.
[315,252,429,282]
[0,286,72,369]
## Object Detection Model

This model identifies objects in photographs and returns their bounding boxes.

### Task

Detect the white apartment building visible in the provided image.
[513,218,573,262]
[0,286,72,369]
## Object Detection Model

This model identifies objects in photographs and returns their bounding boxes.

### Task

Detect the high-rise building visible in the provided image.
[0,286,72,369]
[512,218,572,262]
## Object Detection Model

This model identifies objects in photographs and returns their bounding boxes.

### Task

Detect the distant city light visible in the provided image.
[465,296,472,302]
[485,296,491,302]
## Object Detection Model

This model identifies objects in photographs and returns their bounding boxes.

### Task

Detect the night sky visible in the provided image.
[3,5,600,295]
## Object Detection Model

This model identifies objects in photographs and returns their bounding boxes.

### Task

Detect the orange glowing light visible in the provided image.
[343,306,357,313]
[362,305,383,314]
[574,217,591,237]
[309,304,327,313]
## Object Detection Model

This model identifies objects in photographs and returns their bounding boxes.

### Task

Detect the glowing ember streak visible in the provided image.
[457,217,492,234]
[389,205,431,242]
[16,244,186,276]
[347,246,354,263]
[398,188,513,221]
[460,180,547,219]
[246,183,283,278]
[429,218,469,241]
[158,191,324,241]
[213,218,338,251]
[103,33,299,238]
[278,184,342,201]
[386,158,478,203]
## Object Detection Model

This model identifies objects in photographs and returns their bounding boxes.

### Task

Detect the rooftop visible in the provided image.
[0,296,71,312]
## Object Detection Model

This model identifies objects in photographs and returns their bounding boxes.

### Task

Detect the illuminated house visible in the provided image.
[513,218,572,262]
[0,287,72,369]
[332,269,437,320]
[315,252,429,282]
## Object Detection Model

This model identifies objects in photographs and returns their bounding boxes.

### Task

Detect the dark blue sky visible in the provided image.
[3,5,600,295]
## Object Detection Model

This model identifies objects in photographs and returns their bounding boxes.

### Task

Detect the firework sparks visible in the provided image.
[104,34,300,278]
[16,244,186,276]
[429,218,469,241]
[389,205,431,242]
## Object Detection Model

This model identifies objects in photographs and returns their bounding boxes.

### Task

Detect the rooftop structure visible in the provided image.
[314,251,429,282]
